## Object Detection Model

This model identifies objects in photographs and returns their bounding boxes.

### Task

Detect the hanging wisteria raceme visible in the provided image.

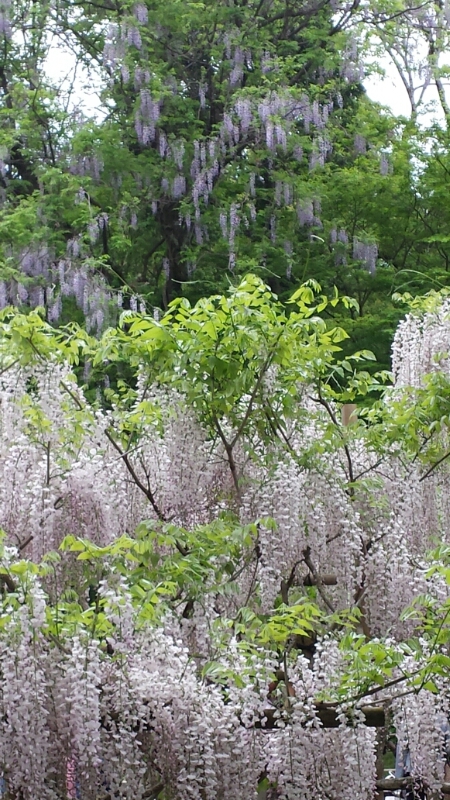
[0,244,120,332]
[0,0,11,38]
[392,673,449,795]
[392,297,450,387]
[0,360,131,560]
[352,239,378,274]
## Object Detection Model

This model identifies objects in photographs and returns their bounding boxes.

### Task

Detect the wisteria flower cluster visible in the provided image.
[0,285,449,796]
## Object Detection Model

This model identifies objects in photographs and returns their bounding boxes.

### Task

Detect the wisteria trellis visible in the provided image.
[0,280,450,798]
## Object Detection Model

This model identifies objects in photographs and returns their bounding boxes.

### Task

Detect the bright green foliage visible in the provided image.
[0,519,328,680]
[91,275,387,494]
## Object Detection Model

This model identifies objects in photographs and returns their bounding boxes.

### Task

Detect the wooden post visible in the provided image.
[342,403,357,426]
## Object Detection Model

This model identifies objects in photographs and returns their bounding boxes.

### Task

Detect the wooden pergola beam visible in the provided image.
[377,778,450,795]
[256,704,386,730]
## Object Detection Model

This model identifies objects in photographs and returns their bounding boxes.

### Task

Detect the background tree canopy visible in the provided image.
[3,0,450,368]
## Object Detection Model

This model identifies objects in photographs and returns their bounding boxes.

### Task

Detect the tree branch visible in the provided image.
[105,428,166,521]
[302,546,335,613]
[213,417,241,501]
[310,389,355,491]
[419,448,450,482]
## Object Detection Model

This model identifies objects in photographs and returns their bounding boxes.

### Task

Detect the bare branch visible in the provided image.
[105,428,166,521]
[309,389,355,490]
[419,448,450,482]
[302,546,336,613]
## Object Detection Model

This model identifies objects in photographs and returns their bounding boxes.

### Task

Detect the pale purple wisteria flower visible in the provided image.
[380,153,390,175]
[353,238,378,274]
[134,3,148,23]
[354,134,366,154]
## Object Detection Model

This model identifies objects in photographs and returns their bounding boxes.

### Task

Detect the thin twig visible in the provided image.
[0,358,20,377]
[310,388,355,492]
[105,428,166,521]
[302,546,335,613]
[231,346,279,449]
[0,572,16,593]
[280,559,303,604]
[213,416,241,501]
[46,631,70,655]
[419,448,450,482]
[60,380,84,410]
[18,534,33,552]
